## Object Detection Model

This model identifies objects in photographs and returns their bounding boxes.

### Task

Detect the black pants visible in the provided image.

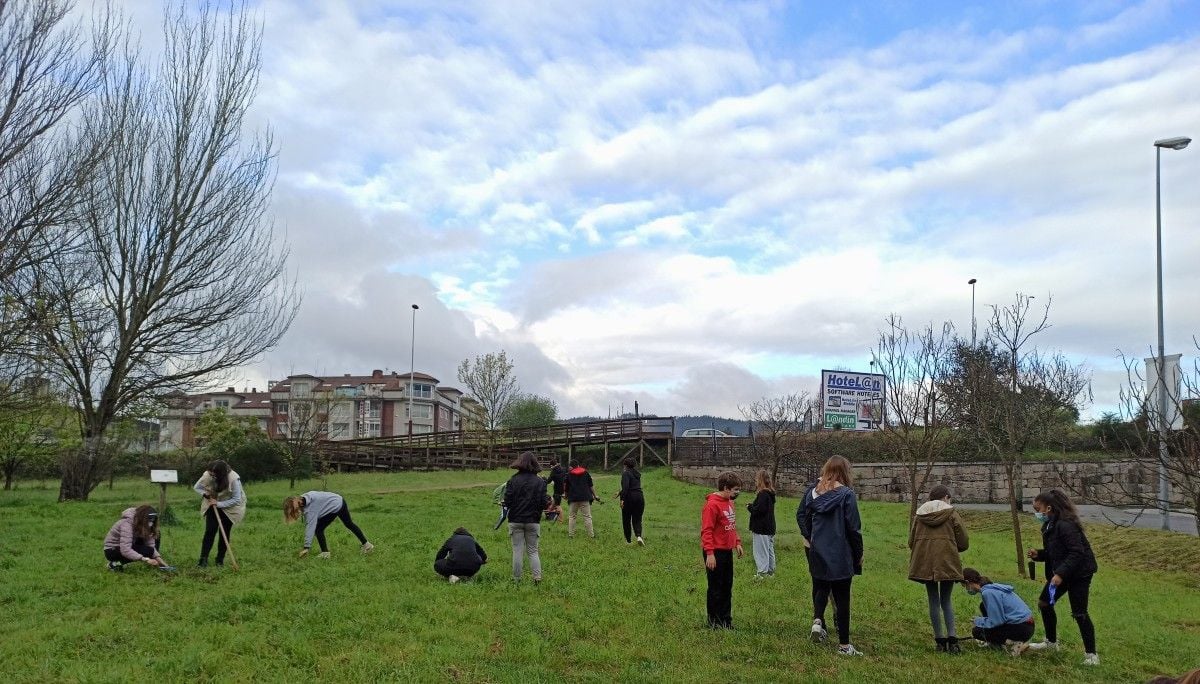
[199,507,233,563]
[973,601,1035,644]
[704,549,734,628]
[314,501,368,552]
[813,577,853,644]
[1039,575,1096,653]
[621,492,645,543]
[553,488,563,508]
[434,559,480,579]
[105,538,158,565]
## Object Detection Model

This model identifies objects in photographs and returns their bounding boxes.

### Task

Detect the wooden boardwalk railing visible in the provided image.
[314,417,676,472]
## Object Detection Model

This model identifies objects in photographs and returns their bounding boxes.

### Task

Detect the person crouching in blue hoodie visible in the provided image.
[962,567,1035,655]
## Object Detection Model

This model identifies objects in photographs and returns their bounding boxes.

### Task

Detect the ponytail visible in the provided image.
[962,567,991,585]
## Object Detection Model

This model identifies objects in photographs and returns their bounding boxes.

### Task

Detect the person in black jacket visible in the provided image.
[434,527,487,582]
[565,463,596,538]
[505,451,550,583]
[544,456,567,507]
[618,457,645,545]
[747,469,776,578]
[1024,489,1100,666]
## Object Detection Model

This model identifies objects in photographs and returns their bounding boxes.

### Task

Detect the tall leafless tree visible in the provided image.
[25,3,298,501]
[739,392,811,483]
[457,350,519,467]
[1077,350,1200,536]
[941,294,1091,577]
[871,314,955,521]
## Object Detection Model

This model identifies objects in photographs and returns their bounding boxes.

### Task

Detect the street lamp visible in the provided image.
[1153,135,1190,531]
[409,303,419,436]
[967,278,977,346]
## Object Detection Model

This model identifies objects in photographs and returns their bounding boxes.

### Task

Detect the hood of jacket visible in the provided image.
[120,507,137,521]
[705,492,731,506]
[569,466,587,476]
[915,499,955,527]
[808,485,852,513]
[984,582,1016,595]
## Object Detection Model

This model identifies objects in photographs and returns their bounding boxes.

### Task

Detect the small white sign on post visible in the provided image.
[150,469,179,483]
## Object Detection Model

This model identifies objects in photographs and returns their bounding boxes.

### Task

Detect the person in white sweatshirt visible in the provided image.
[283,491,374,558]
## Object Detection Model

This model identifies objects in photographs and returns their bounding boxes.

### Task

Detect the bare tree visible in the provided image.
[941,294,1091,577]
[25,4,297,501]
[872,314,955,521]
[457,350,519,466]
[1079,351,1200,536]
[739,392,811,483]
[279,390,340,489]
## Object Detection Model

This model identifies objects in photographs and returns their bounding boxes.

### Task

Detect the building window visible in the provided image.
[410,383,433,399]
[215,399,230,409]
[408,404,432,419]
[330,422,350,438]
[275,402,288,415]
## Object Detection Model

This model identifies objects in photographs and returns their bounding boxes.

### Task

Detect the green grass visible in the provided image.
[1,469,1196,683]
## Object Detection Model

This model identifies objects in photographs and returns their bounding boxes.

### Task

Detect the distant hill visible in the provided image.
[562,414,749,437]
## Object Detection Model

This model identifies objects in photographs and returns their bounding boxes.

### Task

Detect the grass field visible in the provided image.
[1,468,1197,683]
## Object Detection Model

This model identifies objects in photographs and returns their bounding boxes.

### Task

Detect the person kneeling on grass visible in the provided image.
[283,492,374,558]
[962,567,1035,655]
[104,505,172,571]
[434,527,488,583]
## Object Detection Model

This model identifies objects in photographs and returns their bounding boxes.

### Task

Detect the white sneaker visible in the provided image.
[1025,640,1059,652]
[1082,653,1100,666]
[810,619,827,643]
[318,551,331,559]
[837,644,864,656]
[1006,640,1029,657]
[361,542,374,554]
[449,575,460,584]
[636,536,644,546]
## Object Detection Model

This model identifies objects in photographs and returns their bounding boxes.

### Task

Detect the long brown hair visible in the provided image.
[755,469,774,493]
[132,505,159,540]
[962,567,991,585]
[815,455,852,494]
[510,451,540,473]
[1034,488,1081,526]
[208,460,231,493]
[283,496,304,523]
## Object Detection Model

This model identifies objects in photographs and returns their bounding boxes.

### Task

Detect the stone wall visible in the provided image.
[672,458,1181,506]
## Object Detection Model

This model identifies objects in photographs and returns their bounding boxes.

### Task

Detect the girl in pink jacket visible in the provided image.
[103,505,172,571]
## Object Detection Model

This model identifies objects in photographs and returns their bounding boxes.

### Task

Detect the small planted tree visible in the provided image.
[501,393,557,429]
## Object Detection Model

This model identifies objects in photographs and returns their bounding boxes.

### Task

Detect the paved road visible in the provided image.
[956,503,1198,535]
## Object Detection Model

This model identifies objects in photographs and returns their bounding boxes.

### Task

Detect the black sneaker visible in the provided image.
[197,559,208,568]
[107,561,123,572]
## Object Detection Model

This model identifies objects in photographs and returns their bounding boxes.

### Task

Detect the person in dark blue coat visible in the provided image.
[797,455,864,656]
[434,527,488,582]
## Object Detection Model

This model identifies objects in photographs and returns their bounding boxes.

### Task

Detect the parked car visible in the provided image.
[681,428,732,438]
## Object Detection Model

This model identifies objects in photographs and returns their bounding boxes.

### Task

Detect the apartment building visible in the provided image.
[159,369,480,450]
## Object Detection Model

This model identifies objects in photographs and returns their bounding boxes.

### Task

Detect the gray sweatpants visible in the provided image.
[752,533,776,575]
[508,522,542,581]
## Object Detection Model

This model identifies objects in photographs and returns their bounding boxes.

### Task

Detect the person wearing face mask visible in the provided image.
[1024,488,1099,666]
[961,567,1035,654]
[797,455,864,656]
[103,504,171,571]
[700,471,744,629]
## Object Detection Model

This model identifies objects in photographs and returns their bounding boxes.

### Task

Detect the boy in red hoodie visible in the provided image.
[701,471,745,629]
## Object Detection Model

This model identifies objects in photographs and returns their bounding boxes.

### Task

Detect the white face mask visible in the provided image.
[1034,511,1048,523]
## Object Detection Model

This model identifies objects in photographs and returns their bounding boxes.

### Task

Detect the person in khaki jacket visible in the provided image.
[908,485,969,654]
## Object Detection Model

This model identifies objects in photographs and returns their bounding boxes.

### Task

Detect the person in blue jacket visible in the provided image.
[797,455,864,656]
[961,567,1035,654]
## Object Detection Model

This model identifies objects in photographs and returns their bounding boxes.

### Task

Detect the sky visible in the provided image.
[123,0,1200,420]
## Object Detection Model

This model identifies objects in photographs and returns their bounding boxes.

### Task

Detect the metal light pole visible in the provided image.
[1154,136,1190,531]
[968,278,977,346]
[409,303,419,436]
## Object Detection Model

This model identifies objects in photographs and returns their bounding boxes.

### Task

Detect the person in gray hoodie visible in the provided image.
[797,456,864,656]
[283,491,374,558]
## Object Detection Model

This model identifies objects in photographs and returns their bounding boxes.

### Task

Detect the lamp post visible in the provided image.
[1154,136,1190,531]
[409,303,419,436]
[967,278,977,346]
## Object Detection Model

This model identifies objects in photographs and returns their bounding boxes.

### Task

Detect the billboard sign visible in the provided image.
[820,370,886,431]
